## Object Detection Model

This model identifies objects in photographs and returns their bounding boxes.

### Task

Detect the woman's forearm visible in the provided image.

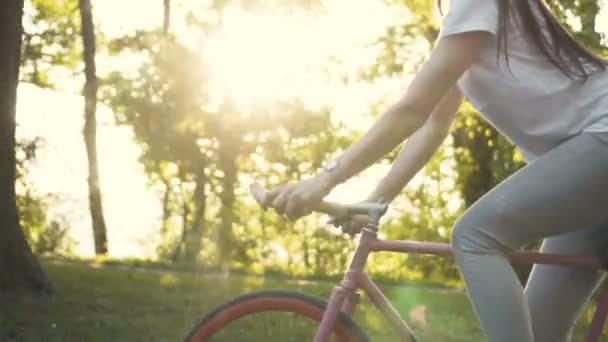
[322,102,428,187]
[366,86,462,203]
[366,120,451,203]
[265,31,485,220]
[318,32,482,191]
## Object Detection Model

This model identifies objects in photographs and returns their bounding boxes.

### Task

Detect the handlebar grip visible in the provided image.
[249,183,349,218]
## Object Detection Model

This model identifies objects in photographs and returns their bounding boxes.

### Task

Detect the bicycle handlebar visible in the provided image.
[249,183,389,220]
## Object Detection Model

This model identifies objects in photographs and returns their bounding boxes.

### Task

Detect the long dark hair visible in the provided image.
[439,0,607,80]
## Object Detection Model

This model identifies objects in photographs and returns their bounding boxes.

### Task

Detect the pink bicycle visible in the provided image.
[185,183,608,341]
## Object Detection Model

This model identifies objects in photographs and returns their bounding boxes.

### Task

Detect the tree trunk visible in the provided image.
[163,0,171,34]
[155,161,172,236]
[172,179,190,262]
[79,0,108,255]
[0,0,52,294]
[217,136,238,273]
[183,168,207,262]
[302,238,310,269]
[452,118,498,208]
[160,178,171,234]
[314,245,321,273]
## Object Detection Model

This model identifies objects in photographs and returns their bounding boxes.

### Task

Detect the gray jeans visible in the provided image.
[451,132,608,342]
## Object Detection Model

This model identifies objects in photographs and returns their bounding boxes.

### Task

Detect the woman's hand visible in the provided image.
[264,173,335,220]
[329,214,369,237]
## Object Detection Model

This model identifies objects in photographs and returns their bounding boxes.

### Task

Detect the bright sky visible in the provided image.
[17,0,608,257]
[18,84,161,258]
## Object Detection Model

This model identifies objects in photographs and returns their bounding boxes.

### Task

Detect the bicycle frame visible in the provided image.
[248,183,608,341]
[314,228,608,342]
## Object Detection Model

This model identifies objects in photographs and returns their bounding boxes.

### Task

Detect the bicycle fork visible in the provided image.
[314,228,374,342]
[315,226,419,342]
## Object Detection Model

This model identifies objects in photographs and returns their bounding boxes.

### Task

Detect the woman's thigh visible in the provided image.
[525,225,607,342]
[453,132,608,252]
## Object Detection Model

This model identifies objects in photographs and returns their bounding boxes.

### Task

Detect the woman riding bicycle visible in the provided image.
[262,1,608,341]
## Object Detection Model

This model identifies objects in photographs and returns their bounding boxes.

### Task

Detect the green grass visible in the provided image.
[0,259,596,341]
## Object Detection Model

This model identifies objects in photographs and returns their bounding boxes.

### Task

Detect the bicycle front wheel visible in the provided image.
[185,290,369,342]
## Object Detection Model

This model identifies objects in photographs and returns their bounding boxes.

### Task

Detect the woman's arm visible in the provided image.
[319,32,488,188]
[367,86,463,204]
[334,87,462,235]
[266,31,491,220]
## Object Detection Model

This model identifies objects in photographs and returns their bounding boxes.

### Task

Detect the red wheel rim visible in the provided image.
[189,296,359,341]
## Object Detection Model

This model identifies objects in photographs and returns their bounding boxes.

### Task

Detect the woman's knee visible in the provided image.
[451,202,515,257]
[450,215,484,257]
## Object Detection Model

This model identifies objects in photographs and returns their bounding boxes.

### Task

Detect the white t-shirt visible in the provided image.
[439,0,608,162]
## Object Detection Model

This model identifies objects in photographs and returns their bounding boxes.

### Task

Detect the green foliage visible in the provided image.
[451,105,525,208]
[102,4,356,271]
[15,137,75,256]
[21,0,608,286]
[547,0,605,52]
[21,0,81,87]
[104,31,213,263]
[19,195,74,256]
